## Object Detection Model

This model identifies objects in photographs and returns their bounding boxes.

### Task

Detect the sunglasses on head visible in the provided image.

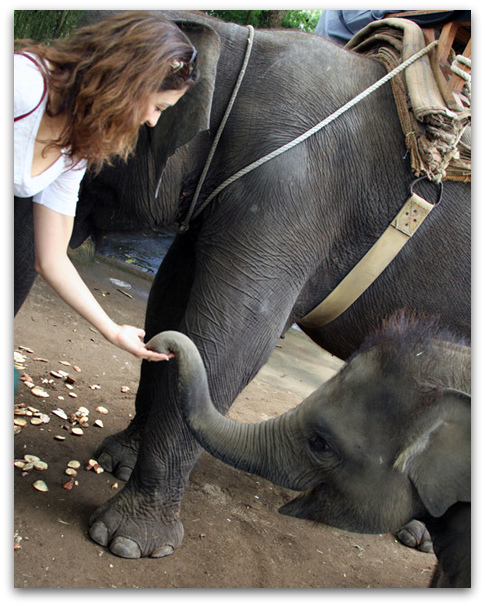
[170,47,197,74]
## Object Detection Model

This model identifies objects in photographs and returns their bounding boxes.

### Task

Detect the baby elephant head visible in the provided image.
[146,315,470,536]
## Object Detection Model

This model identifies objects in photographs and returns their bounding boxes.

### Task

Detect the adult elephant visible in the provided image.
[71,11,470,558]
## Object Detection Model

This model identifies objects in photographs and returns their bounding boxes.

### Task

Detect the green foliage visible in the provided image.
[14,10,85,42]
[282,10,323,31]
[204,10,252,26]
[205,10,323,32]
[13,9,323,44]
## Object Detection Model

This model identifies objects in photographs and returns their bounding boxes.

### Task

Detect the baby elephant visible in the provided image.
[147,314,471,587]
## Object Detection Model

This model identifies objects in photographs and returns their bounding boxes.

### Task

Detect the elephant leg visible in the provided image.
[89,361,198,557]
[14,197,38,316]
[88,252,295,557]
[94,234,196,481]
[396,520,434,553]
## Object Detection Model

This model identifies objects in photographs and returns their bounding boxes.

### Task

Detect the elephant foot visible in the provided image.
[88,485,184,558]
[396,520,434,553]
[94,427,141,482]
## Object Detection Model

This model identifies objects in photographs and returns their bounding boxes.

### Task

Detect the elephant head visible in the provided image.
[146,318,471,536]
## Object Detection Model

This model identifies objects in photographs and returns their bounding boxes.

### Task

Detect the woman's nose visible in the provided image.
[143,109,160,128]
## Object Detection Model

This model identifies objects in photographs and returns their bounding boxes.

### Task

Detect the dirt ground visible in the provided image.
[13,255,439,590]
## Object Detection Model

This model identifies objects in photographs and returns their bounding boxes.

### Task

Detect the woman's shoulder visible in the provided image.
[14,53,47,117]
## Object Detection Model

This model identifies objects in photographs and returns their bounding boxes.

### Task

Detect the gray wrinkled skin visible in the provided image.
[155,316,470,586]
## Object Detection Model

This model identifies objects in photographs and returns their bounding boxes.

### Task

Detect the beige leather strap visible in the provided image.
[299,193,434,328]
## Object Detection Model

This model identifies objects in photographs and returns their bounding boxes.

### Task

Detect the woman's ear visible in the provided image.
[399,389,471,518]
[151,20,221,189]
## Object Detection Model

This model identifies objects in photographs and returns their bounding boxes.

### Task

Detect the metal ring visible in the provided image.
[410,176,443,207]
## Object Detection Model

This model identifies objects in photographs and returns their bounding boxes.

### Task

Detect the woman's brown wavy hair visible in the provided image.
[15,11,199,173]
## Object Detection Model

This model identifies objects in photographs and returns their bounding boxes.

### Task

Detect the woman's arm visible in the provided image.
[32,203,170,362]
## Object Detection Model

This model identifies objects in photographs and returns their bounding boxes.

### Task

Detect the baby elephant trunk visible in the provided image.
[146,331,314,491]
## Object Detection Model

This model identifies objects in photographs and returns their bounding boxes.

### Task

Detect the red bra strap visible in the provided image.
[14,53,47,122]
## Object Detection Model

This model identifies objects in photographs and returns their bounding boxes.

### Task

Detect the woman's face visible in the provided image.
[142,89,187,127]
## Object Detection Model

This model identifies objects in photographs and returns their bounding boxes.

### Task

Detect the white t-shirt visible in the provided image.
[14,53,87,217]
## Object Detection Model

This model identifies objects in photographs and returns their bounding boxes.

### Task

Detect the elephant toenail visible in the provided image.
[110,536,142,559]
[150,545,174,558]
[116,465,132,482]
[419,540,434,554]
[89,521,109,546]
[96,452,113,473]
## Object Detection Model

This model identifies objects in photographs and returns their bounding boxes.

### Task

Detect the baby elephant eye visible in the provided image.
[308,434,329,453]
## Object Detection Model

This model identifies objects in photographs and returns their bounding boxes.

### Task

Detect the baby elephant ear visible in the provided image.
[402,389,471,518]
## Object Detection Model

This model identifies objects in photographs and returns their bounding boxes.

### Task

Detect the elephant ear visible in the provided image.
[398,389,471,518]
[151,20,221,195]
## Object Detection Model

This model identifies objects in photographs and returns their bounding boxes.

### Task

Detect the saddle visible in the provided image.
[346,16,471,183]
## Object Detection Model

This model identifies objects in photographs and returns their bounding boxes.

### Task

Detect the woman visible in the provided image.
[14,11,198,361]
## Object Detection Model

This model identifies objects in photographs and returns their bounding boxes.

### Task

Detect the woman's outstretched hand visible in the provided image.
[32,205,174,362]
[111,325,174,361]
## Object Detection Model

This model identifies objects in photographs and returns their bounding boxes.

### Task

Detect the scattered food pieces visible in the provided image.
[52,408,68,420]
[62,478,75,490]
[50,370,65,379]
[14,352,26,365]
[33,480,48,492]
[15,348,113,495]
[18,345,34,353]
[24,455,40,463]
[86,459,104,474]
[31,386,49,398]
[15,455,49,474]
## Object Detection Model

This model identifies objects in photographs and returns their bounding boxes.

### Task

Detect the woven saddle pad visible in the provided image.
[346,18,471,183]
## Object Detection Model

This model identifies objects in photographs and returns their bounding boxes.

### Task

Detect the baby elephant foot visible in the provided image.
[94,428,141,482]
[88,486,184,558]
[396,520,434,553]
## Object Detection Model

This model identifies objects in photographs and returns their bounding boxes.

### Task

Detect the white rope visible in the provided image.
[181,38,438,231]
[450,54,471,82]
[178,26,255,232]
